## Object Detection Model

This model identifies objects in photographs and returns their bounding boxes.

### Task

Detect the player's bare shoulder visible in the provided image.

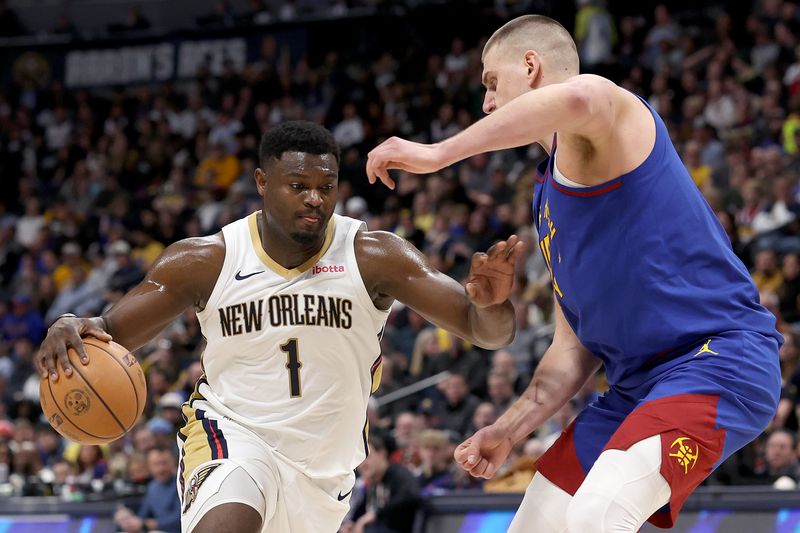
[159,233,225,267]
[149,232,226,309]
[558,73,655,183]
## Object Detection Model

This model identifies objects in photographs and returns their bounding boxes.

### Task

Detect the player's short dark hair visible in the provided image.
[258,121,340,168]
[486,14,570,50]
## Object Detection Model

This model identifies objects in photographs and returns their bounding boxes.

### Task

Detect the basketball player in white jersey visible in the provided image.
[37,121,522,533]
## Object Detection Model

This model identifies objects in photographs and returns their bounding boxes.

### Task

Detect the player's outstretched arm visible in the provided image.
[356,231,521,350]
[36,235,224,382]
[454,296,600,479]
[366,74,619,188]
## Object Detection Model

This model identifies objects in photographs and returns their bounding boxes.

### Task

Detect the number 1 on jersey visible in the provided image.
[281,338,303,398]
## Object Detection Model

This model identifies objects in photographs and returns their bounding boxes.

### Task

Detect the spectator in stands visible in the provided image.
[753,248,785,293]
[438,373,481,439]
[126,452,150,488]
[35,423,62,468]
[115,447,180,533]
[486,370,518,416]
[779,253,800,322]
[146,417,177,455]
[154,392,184,430]
[1,297,44,345]
[574,0,616,70]
[421,331,486,394]
[73,445,107,485]
[45,266,104,323]
[6,339,37,401]
[334,103,366,149]
[466,401,497,437]
[753,429,800,487]
[195,141,241,196]
[491,350,528,395]
[416,429,457,496]
[349,435,421,533]
[107,240,145,294]
[52,242,88,293]
[390,411,421,468]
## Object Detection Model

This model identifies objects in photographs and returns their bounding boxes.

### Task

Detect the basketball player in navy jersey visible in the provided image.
[367,15,782,533]
[37,121,522,533]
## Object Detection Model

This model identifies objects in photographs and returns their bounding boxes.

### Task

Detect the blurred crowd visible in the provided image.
[4,0,800,531]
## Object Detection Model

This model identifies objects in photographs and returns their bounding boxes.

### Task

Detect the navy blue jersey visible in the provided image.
[532,95,781,386]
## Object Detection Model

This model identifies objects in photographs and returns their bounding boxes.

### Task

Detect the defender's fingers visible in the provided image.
[366,156,377,184]
[454,440,477,464]
[377,164,395,189]
[469,457,491,478]
[484,461,499,479]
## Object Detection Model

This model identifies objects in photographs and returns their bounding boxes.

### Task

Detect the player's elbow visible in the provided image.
[472,322,515,350]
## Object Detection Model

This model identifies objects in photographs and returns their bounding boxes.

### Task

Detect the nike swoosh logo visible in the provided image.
[337,489,352,501]
[235,270,265,281]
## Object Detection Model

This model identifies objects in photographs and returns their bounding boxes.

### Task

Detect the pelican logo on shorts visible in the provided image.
[64,389,91,416]
[182,464,220,514]
[669,436,699,474]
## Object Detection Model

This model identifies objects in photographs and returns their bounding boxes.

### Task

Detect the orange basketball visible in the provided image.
[40,338,147,445]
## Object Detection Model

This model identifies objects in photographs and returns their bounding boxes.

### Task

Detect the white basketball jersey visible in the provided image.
[195,212,389,479]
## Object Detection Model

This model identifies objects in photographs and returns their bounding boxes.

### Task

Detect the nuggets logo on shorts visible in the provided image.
[669,437,699,474]
[182,463,220,514]
[65,389,90,416]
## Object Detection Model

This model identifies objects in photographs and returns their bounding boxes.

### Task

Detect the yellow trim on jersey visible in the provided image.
[178,404,213,488]
[247,211,336,280]
[371,360,383,394]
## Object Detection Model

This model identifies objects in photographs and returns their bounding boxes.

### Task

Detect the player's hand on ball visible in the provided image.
[454,424,513,479]
[37,316,112,381]
[366,137,446,189]
[465,235,524,308]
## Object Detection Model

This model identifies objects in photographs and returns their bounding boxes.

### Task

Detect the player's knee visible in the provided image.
[566,491,608,533]
[192,502,263,533]
[509,473,571,533]
[566,491,640,533]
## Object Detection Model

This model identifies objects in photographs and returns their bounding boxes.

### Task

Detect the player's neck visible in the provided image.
[257,211,326,269]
